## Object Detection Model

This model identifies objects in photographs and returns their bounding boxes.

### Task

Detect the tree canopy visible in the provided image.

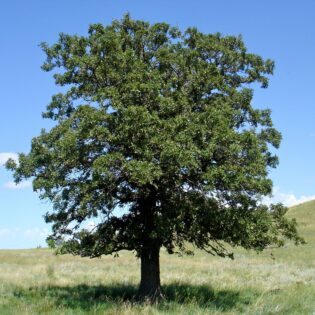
[7,14,303,301]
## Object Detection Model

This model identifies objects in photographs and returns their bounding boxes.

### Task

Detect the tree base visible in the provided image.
[136,286,163,304]
[137,245,162,303]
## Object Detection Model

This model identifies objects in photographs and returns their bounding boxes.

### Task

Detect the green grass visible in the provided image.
[0,201,314,314]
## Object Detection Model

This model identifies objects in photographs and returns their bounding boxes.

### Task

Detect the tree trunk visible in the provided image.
[137,245,162,302]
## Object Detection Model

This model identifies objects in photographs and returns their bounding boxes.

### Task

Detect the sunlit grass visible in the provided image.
[0,201,314,314]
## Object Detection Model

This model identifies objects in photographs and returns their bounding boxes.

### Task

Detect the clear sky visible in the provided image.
[0,0,314,249]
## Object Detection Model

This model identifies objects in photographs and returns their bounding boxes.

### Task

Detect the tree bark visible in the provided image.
[137,245,162,302]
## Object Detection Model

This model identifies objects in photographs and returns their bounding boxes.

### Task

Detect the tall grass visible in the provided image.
[0,201,314,314]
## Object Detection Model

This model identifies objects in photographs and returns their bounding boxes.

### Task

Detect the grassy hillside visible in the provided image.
[0,201,314,315]
[288,199,315,239]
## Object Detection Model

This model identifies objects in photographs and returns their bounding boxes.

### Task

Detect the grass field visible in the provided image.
[0,201,314,314]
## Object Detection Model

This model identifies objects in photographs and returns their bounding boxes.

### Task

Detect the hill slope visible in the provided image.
[288,199,315,239]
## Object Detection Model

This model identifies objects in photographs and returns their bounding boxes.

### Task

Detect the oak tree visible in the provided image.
[7,15,303,301]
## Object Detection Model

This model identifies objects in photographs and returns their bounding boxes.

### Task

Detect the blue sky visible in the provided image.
[0,0,314,249]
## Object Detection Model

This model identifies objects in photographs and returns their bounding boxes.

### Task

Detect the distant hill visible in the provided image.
[288,199,315,241]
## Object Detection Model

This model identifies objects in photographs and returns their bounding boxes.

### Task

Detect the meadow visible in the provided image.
[0,201,314,315]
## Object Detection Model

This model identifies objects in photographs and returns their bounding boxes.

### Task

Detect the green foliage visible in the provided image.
[7,14,303,258]
[46,238,56,249]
